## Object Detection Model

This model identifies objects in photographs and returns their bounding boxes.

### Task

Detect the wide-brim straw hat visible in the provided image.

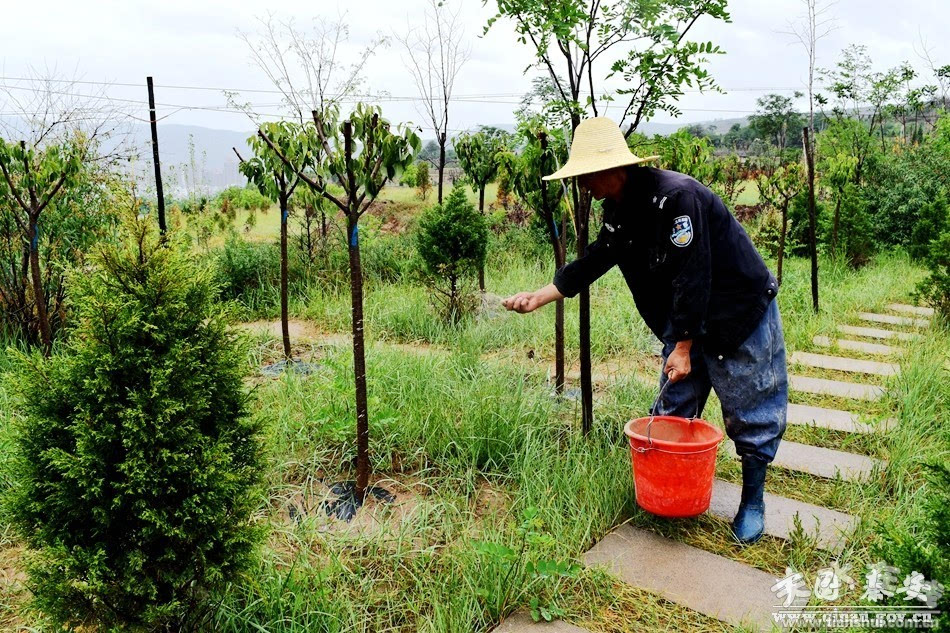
[542,117,660,181]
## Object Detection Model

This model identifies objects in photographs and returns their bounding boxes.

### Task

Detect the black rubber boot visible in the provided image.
[731,454,768,544]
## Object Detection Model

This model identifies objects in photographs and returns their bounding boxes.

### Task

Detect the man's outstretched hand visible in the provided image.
[502,283,565,314]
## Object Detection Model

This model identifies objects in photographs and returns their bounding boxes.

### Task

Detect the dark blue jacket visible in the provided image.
[553,166,778,355]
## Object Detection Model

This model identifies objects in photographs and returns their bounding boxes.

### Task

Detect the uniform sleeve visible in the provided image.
[552,223,618,298]
[665,190,711,341]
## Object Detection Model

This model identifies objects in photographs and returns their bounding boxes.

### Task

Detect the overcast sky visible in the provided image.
[2,0,947,135]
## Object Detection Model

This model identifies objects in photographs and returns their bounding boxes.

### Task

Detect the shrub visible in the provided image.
[4,217,265,631]
[213,235,280,305]
[915,230,950,318]
[416,185,488,323]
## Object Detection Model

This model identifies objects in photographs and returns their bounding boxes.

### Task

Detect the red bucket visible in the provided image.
[624,415,723,518]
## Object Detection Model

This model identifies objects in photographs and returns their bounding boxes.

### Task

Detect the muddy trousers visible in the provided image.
[656,299,788,463]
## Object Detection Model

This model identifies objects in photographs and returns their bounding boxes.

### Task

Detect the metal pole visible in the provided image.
[146,76,166,235]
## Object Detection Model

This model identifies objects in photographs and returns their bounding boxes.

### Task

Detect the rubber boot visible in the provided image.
[731,454,768,544]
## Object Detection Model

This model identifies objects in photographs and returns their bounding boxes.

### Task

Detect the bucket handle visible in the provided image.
[636,373,702,453]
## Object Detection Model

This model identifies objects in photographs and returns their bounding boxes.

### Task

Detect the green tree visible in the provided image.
[486,0,730,433]
[454,128,508,291]
[748,93,805,150]
[235,120,310,359]
[260,104,419,508]
[417,184,489,323]
[502,122,569,392]
[4,217,264,631]
[0,136,84,354]
[416,158,432,200]
[757,161,805,284]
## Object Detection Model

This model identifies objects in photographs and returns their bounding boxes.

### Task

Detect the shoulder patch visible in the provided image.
[671,215,693,247]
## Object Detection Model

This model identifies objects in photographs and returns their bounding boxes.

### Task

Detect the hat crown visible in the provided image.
[542,117,659,181]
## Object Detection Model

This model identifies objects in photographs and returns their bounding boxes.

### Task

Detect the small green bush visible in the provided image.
[4,218,265,631]
[416,185,488,323]
[915,230,950,318]
[213,235,280,304]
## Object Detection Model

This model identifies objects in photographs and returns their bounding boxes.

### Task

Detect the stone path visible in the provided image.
[708,479,858,552]
[858,312,930,328]
[789,351,900,376]
[838,324,917,341]
[723,439,884,483]
[887,303,934,317]
[812,335,899,356]
[492,613,591,633]
[583,525,809,631]
[788,375,885,401]
[787,403,897,434]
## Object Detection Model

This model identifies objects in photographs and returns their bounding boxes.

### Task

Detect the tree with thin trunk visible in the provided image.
[487,0,729,434]
[785,0,836,313]
[454,128,507,291]
[0,139,82,355]
[234,121,309,360]
[757,160,804,285]
[396,0,470,204]
[260,104,419,508]
[502,124,569,393]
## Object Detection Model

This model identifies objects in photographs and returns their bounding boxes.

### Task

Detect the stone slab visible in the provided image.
[789,375,885,401]
[790,351,900,376]
[492,613,590,633]
[787,403,897,434]
[887,303,935,317]
[723,439,885,483]
[708,479,859,552]
[858,312,929,328]
[583,524,808,631]
[813,336,900,356]
[838,325,916,341]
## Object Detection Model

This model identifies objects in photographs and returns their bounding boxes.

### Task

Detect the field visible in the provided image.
[4,204,942,631]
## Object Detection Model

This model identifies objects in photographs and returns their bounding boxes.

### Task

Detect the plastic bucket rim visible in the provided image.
[624,416,723,451]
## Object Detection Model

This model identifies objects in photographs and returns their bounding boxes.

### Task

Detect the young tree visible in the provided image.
[417,184,489,323]
[234,121,309,360]
[5,217,264,631]
[260,104,419,510]
[454,128,507,291]
[397,0,470,204]
[758,161,805,284]
[503,124,569,392]
[786,0,836,313]
[486,0,729,433]
[416,159,432,200]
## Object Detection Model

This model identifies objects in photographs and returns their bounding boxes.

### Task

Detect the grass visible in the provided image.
[0,217,947,631]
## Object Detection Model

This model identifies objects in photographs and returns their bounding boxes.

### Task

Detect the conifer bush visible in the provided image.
[4,217,265,631]
[416,184,488,323]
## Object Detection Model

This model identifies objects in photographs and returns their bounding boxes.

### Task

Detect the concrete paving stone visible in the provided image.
[789,375,885,401]
[838,325,917,341]
[723,439,885,483]
[491,613,591,633]
[858,312,930,328]
[708,479,859,552]
[583,524,809,631]
[812,336,900,356]
[887,303,935,317]
[787,403,897,434]
[790,351,900,376]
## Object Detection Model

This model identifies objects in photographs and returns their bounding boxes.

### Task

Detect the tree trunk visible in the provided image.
[803,127,819,313]
[778,200,788,286]
[437,131,446,204]
[279,192,291,359]
[478,184,486,293]
[575,184,593,434]
[28,218,52,356]
[539,132,565,395]
[347,215,370,504]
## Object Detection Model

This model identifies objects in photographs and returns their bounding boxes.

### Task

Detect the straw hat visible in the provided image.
[542,117,659,181]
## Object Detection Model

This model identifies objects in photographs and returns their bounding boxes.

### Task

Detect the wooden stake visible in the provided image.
[146,77,166,235]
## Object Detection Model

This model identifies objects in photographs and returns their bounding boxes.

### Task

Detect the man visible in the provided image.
[502,117,787,545]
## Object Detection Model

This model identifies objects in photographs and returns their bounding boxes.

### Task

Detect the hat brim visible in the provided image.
[542,154,660,181]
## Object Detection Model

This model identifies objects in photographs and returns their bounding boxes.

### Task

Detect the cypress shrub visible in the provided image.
[4,217,265,631]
